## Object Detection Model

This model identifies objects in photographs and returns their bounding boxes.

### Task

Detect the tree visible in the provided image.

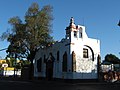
[0,2,54,79]
[104,54,120,64]
[6,57,16,67]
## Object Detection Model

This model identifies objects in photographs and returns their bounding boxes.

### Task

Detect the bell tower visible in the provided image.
[65,17,79,42]
[65,17,76,38]
[65,17,88,42]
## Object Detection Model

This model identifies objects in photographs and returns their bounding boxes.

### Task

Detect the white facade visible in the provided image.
[34,17,100,80]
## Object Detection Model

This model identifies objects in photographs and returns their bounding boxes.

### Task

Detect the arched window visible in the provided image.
[37,58,42,72]
[83,48,88,58]
[62,52,67,72]
[79,27,83,38]
[57,51,59,61]
[84,45,94,61]
[74,31,77,38]
[44,55,46,63]
[72,51,76,72]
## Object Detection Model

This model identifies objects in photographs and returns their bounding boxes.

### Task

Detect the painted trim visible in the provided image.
[84,45,94,61]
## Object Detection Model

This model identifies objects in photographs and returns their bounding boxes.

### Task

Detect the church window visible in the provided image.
[72,51,76,72]
[37,58,42,72]
[57,51,59,61]
[44,55,46,63]
[74,31,77,38]
[62,52,67,72]
[83,48,88,58]
[79,27,82,38]
[79,30,82,38]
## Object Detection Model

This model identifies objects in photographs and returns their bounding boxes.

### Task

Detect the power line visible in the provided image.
[0,48,7,51]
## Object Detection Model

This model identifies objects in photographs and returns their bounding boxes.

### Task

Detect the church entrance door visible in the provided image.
[46,60,53,80]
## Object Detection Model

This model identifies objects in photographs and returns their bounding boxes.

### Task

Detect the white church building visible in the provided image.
[34,17,100,80]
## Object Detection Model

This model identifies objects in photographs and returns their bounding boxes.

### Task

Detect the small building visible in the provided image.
[34,17,100,80]
[0,59,21,76]
[101,61,120,72]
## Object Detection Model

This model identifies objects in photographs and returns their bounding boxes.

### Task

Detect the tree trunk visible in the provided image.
[29,61,34,80]
[28,50,36,80]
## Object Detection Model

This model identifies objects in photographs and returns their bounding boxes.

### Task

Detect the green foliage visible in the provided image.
[20,60,30,66]
[105,54,120,64]
[6,60,10,66]
[6,57,16,67]
[1,2,54,62]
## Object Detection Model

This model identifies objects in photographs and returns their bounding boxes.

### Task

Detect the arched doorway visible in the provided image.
[46,53,55,80]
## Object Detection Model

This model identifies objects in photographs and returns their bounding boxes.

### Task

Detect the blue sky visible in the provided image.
[0,0,120,60]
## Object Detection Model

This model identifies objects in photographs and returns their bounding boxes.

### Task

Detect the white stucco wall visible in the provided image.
[69,29,100,79]
[34,39,71,78]
[34,18,100,80]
